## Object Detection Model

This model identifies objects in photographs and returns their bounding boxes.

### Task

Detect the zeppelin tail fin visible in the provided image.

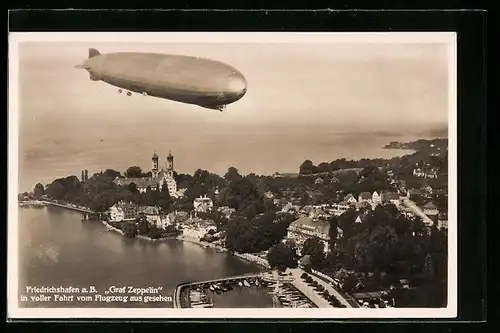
[89,48,101,58]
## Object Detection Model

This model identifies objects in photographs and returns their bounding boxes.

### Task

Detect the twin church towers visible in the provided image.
[152,150,174,179]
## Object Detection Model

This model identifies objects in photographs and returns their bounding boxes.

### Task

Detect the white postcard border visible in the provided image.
[8,31,457,319]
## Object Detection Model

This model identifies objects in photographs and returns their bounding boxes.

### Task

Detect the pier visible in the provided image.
[173,272,263,308]
[19,200,100,221]
[43,201,94,213]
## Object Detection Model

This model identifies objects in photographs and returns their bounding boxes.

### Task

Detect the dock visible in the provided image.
[173,272,263,308]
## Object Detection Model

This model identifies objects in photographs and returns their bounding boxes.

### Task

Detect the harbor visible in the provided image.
[173,272,315,309]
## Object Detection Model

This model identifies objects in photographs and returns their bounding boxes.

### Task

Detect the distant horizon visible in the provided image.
[14,37,452,192]
[20,134,448,191]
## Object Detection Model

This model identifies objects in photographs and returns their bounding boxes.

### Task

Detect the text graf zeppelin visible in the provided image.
[21,285,173,305]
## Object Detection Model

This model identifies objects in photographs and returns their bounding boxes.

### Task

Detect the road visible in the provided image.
[289,268,352,308]
[401,199,434,226]
[289,268,332,308]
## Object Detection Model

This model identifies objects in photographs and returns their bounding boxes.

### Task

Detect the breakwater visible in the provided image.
[173,272,263,308]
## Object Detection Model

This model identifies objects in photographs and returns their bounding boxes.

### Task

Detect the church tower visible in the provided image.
[152,151,159,179]
[167,151,174,178]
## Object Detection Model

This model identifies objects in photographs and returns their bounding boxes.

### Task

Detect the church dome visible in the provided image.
[152,151,158,159]
[167,151,174,160]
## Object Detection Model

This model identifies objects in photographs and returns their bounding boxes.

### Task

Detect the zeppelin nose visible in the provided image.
[227,72,247,100]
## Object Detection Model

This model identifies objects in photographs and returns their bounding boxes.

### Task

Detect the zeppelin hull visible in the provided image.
[80,51,247,109]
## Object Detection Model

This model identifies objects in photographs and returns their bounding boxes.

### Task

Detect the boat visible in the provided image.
[209,285,215,292]
[238,282,243,287]
[243,280,251,287]
[255,280,260,287]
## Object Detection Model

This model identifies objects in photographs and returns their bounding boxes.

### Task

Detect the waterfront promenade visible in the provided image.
[176,235,270,269]
[42,201,94,213]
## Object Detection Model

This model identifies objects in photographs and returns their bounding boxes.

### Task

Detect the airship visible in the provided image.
[75,48,247,112]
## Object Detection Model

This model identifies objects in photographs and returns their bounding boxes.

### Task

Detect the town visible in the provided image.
[18,138,449,309]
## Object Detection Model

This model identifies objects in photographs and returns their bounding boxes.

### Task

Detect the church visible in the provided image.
[114,151,179,197]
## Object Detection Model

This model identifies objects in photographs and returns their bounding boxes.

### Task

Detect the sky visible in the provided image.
[17,40,450,128]
[13,37,452,190]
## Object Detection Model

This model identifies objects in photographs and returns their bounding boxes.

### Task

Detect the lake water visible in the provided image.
[17,206,272,308]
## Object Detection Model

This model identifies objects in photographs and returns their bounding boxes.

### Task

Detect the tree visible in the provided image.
[359,165,378,179]
[328,216,339,251]
[267,242,299,272]
[224,167,241,183]
[125,166,143,178]
[136,217,150,235]
[341,273,359,293]
[103,169,121,179]
[299,160,316,175]
[302,237,326,268]
[127,182,138,193]
[45,181,66,200]
[317,162,331,174]
[33,183,45,199]
[147,225,164,239]
[158,182,173,211]
[423,253,434,278]
[300,192,311,206]
[122,223,137,238]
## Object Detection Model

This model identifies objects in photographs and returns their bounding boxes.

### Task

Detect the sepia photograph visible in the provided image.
[8,32,456,319]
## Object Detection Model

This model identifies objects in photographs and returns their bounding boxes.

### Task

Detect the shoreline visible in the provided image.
[176,235,270,269]
[101,220,178,242]
[100,221,269,270]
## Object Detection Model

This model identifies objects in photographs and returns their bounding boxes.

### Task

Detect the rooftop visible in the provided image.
[289,216,330,236]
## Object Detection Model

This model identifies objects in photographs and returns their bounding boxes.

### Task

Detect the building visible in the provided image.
[344,194,357,204]
[108,201,138,222]
[286,217,332,254]
[308,206,329,220]
[282,202,300,214]
[372,191,382,205]
[413,168,438,179]
[217,206,236,219]
[358,192,372,203]
[264,191,275,199]
[193,195,214,213]
[329,202,350,216]
[114,151,178,197]
[355,201,372,212]
[422,202,439,217]
[299,205,313,215]
[437,212,448,229]
[315,177,324,185]
[381,191,401,207]
[138,205,161,226]
[421,185,434,194]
